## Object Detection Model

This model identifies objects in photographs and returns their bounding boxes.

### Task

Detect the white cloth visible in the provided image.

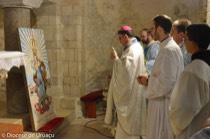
[0,51,25,71]
[169,59,210,139]
[0,51,25,79]
[115,122,140,139]
[145,37,184,139]
[105,39,146,137]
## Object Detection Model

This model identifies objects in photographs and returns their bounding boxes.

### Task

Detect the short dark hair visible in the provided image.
[134,36,140,41]
[153,15,172,34]
[140,28,151,35]
[186,24,210,50]
[173,19,192,33]
[118,30,134,38]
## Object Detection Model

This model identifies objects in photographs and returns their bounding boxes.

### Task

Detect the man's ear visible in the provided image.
[124,34,128,38]
[124,34,129,40]
[179,32,185,39]
[191,41,200,52]
[156,26,162,34]
[191,40,198,48]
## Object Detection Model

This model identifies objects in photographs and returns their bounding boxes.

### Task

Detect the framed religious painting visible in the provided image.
[18,28,55,131]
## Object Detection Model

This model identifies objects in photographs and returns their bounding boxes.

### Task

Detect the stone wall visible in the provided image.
[0,0,209,107]
[208,0,210,25]
[208,0,210,49]
[33,0,85,110]
[0,10,5,91]
[85,0,208,93]
[0,9,4,50]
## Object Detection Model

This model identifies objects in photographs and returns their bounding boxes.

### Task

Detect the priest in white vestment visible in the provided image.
[137,15,184,139]
[169,24,210,139]
[105,25,146,139]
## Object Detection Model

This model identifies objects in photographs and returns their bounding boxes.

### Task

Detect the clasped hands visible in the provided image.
[137,75,149,86]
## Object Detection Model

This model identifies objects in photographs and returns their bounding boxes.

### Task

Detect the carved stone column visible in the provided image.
[0,0,43,114]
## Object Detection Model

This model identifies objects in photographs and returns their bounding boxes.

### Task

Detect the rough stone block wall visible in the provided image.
[0,9,6,98]
[208,0,210,49]
[0,0,209,112]
[60,3,83,99]
[208,0,210,25]
[85,0,208,94]
[33,1,84,111]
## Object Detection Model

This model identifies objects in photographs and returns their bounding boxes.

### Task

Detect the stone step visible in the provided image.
[0,118,24,139]
[0,117,23,125]
[60,97,75,109]
[0,113,31,131]
[0,94,77,138]
[60,97,83,119]
[20,108,75,139]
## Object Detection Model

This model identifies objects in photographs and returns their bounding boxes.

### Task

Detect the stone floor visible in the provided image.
[54,117,114,139]
[0,92,110,139]
[0,93,146,139]
[55,118,146,139]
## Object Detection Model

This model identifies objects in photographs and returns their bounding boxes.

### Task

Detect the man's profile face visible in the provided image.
[151,20,158,41]
[140,31,149,44]
[118,34,127,46]
[171,26,181,44]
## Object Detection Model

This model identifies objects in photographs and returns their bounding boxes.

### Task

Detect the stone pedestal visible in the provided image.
[3,7,31,114]
[6,67,28,114]
[4,7,31,51]
[0,0,43,114]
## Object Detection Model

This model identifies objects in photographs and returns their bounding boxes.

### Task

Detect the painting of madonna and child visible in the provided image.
[19,28,55,131]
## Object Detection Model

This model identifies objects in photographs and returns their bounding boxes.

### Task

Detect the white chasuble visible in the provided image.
[105,39,146,137]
